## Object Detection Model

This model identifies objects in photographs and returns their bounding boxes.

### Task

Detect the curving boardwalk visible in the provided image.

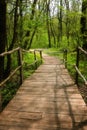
[0,54,87,130]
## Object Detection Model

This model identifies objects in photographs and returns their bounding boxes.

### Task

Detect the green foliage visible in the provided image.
[31,31,48,48]
[79,54,87,80]
[1,77,20,109]
[23,51,42,79]
[67,52,76,78]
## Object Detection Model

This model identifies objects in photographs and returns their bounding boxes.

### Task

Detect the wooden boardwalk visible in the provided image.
[0,54,87,130]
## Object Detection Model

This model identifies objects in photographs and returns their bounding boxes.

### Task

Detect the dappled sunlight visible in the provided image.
[0,54,87,130]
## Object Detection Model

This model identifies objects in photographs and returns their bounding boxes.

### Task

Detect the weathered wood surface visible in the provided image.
[0,54,87,130]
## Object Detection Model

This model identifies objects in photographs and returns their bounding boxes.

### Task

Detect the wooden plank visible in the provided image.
[0,54,87,130]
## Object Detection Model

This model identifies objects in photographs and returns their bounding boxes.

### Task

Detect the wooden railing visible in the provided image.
[75,47,87,86]
[22,49,42,69]
[63,47,87,86]
[0,47,23,87]
[0,48,42,88]
[0,48,42,111]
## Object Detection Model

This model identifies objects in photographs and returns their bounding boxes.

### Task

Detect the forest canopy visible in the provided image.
[0,0,87,81]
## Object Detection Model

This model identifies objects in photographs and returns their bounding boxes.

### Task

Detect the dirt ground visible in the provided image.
[79,84,87,104]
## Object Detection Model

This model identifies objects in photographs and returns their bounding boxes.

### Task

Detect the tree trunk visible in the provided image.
[59,0,63,43]
[81,1,87,49]
[9,0,19,50]
[28,28,36,49]
[0,0,6,81]
[24,0,38,49]
[19,0,23,43]
[46,0,51,48]
[50,21,56,46]
[65,0,70,45]
[57,0,63,47]
[5,0,19,77]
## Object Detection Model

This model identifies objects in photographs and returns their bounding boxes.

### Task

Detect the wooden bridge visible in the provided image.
[0,53,87,130]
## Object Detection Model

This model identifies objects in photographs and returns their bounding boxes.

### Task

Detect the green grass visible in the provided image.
[23,52,42,78]
[67,52,76,78]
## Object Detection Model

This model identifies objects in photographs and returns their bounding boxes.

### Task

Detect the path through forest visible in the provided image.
[0,54,87,130]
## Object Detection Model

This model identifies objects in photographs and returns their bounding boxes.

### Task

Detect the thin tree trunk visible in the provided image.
[5,0,19,77]
[50,21,56,46]
[65,0,70,45]
[28,27,37,49]
[19,0,23,43]
[59,0,63,42]
[57,0,63,47]
[46,0,51,48]
[24,0,38,49]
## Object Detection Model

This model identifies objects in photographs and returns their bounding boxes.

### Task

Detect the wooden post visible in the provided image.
[34,50,37,69]
[0,89,2,112]
[40,50,42,63]
[63,49,67,68]
[75,47,79,85]
[18,48,23,84]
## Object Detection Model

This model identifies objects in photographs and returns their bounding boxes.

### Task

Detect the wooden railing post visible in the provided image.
[34,50,37,68]
[40,50,42,63]
[18,48,23,84]
[63,49,67,68]
[0,89,2,112]
[75,47,79,85]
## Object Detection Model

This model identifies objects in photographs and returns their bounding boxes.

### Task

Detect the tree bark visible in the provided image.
[81,0,87,49]
[19,0,23,43]
[5,0,19,77]
[0,0,7,81]
[9,0,19,50]
[57,0,63,47]
[65,0,70,45]
[59,0,63,42]
[46,0,51,48]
